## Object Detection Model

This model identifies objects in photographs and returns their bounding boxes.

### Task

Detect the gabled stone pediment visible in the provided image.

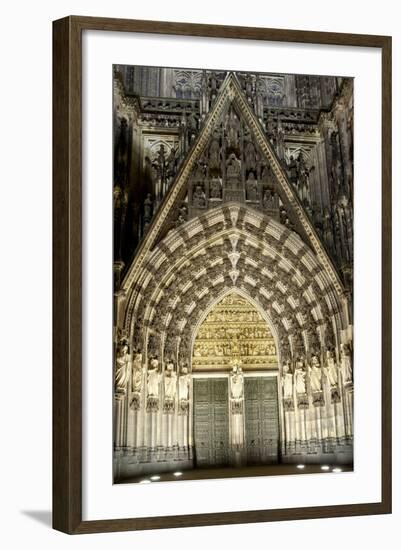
[122,72,344,297]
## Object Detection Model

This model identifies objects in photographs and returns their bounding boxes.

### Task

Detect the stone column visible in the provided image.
[114,393,126,448]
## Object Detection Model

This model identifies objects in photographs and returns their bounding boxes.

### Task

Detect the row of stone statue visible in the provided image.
[115,348,262,412]
[114,346,191,413]
[115,341,352,412]
[191,177,279,206]
[281,346,353,401]
[286,151,312,207]
[193,341,277,358]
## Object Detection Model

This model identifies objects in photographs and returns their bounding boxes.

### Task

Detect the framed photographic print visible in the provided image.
[53,16,392,534]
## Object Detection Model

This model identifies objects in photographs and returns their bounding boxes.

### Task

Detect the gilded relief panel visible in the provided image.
[192,293,278,371]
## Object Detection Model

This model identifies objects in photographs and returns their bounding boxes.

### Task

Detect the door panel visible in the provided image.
[193,378,229,467]
[244,377,279,465]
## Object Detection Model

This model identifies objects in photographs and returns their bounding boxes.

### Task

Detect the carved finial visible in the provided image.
[228,232,239,250]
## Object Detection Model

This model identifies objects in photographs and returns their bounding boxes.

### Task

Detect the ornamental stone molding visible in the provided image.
[119,202,345,372]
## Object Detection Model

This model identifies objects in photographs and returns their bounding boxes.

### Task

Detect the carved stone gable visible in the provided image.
[121,73,344,298]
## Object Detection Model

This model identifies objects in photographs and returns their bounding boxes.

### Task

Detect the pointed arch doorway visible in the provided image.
[191,291,281,468]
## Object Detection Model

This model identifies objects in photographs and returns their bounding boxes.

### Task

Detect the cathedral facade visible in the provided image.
[112,65,354,482]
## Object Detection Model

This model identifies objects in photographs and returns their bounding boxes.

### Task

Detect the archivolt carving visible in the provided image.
[122,203,344,371]
[128,208,338,305]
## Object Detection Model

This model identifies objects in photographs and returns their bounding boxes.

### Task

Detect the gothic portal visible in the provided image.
[113,66,354,482]
[192,292,280,468]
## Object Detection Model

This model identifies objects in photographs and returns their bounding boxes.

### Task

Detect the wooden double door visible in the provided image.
[193,378,229,467]
[193,377,279,468]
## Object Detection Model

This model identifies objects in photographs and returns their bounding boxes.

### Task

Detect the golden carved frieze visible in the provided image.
[192,293,277,371]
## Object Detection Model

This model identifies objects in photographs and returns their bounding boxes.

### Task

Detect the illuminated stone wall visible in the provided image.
[113,70,353,482]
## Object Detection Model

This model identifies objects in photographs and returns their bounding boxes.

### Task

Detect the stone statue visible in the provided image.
[246,172,258,200]
[131,350,143,393]
[263,189,275,209]
[185,112,198,143]
[164,361,177,399]
[287,155,298,184]
[295,360,306,394]
[230,366,244,400]
[226,153,241,186]
[192,184,206,207]
[178,366,190,402]
[179,203,188,219]
[175,213,186,227]
[297,153,311,204]
[115,341,131,395]
[167,147,177,179]
[340,343,353,383]
[244,139,257,173]
[186,111,197,131]
[132,349,142,370]
[193,158,206,181]
[147,357,160,397]
[153,144,166,181]
[210,178,222,199]
[230,336,240,358]
[325,350,338,387]
[309,358,322,392]
[282,362,293,398]
[175,203,188,227]
[323,208,334,252]
[260,163,271,183]
[337,196,353,262]
[226,111,240,149]
[230,365,244,414]
[143,193,153,223]
[288,151,310,199]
